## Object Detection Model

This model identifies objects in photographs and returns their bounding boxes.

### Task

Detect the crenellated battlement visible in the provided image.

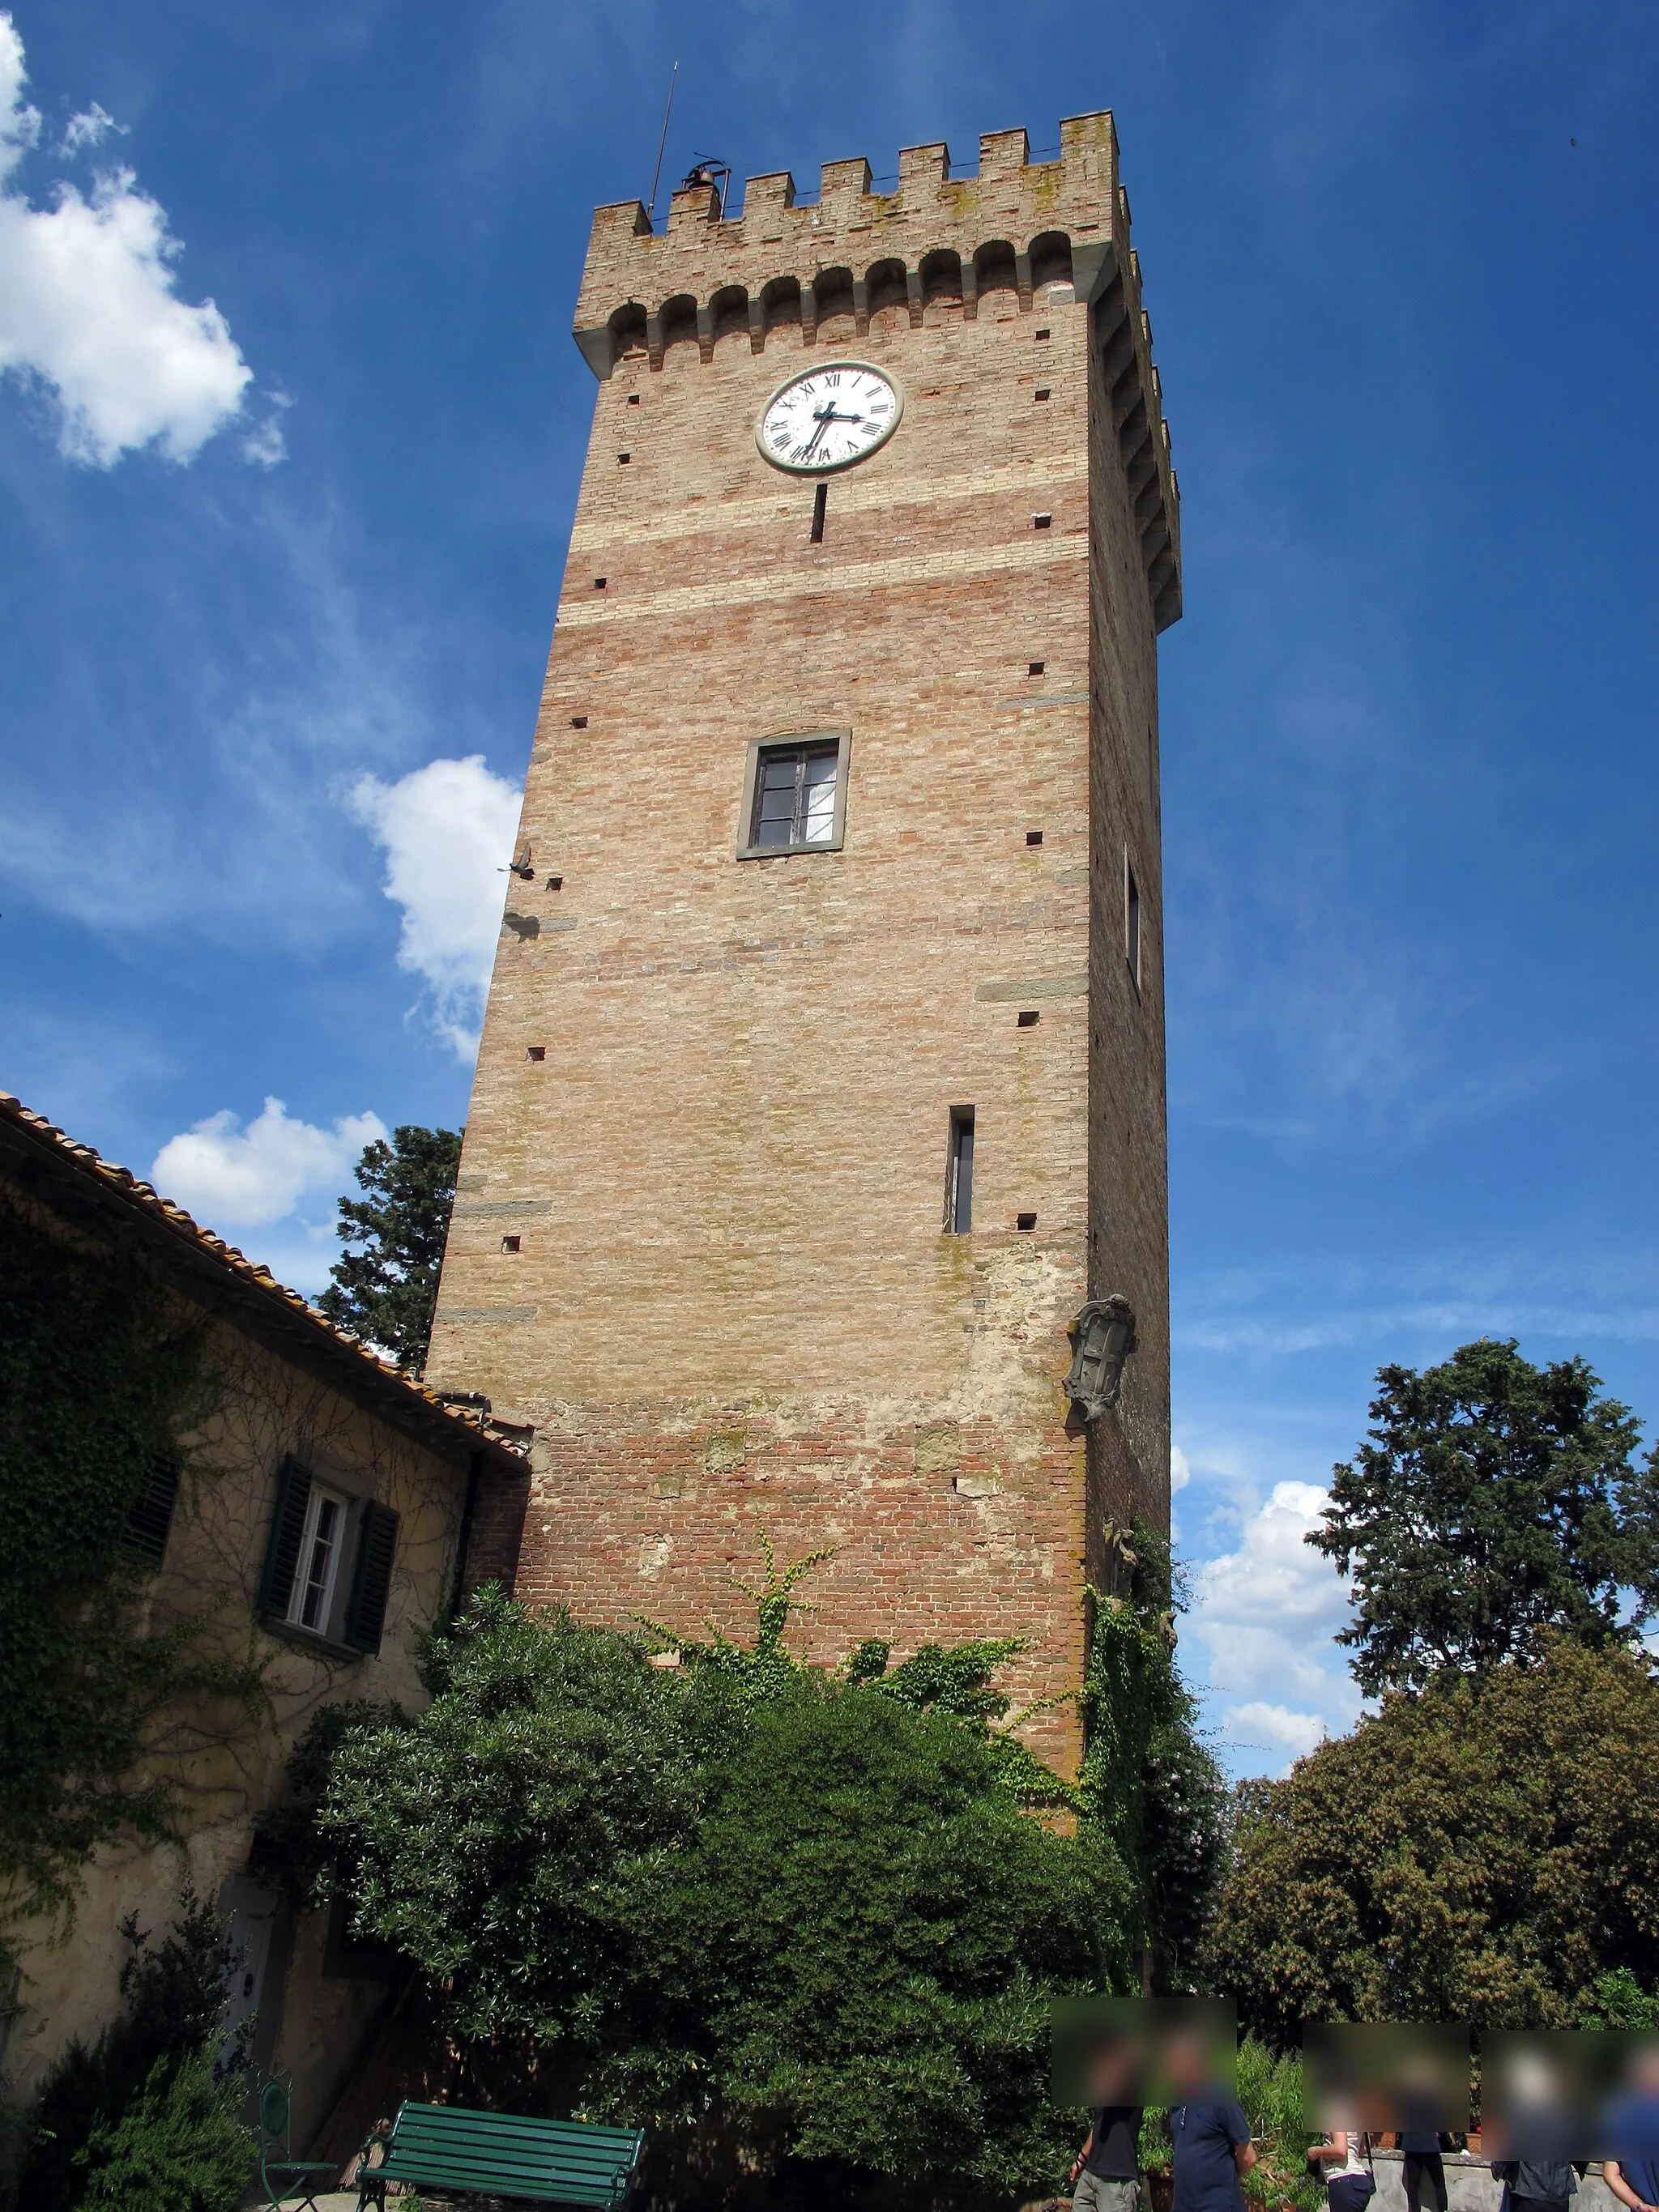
[574,113,1123,373]
[571,109,1179,629]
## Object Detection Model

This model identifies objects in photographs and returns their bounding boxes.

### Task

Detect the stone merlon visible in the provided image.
[571,110,1179,631]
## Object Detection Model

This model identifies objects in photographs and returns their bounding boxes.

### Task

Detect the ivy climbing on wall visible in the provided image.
[0,1204,228,1967]
[1079,1519,1229,1984]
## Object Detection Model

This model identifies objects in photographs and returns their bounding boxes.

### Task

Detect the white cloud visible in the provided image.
[1222,1700,1329,1778]
[61,101,120,156]
[1171,1443,1192,1493]
[151,1097,386,1231]
[241,390,292,468]
[350,754,521,1061]
[0,11,254,465]
[0,14,36,167]
[1188,1479,1361,1713]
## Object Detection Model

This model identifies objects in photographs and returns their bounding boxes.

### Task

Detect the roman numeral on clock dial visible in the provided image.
[755,362,903,475]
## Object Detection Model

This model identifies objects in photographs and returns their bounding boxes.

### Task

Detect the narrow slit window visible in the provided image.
[1028,660,1045,676]
[526,1046,546,1062]
[1126,855,1142,986]
[946,1109,975,1234]
[501,1234,522,1253]
[739,733,849,858]
[1033,513,1052,530]
[1017,1010,1039,1028]
[810,482,828,543]
[1026,829,1043,846]
[287,1485,347,1636]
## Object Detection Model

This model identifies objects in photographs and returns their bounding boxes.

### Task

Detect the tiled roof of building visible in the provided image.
[0,1090,528,1469]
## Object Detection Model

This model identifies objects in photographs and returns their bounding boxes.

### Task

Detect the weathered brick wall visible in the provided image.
[426,113,1178,1775]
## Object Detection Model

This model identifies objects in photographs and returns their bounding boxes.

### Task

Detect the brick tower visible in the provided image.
[425,113,1180,1774]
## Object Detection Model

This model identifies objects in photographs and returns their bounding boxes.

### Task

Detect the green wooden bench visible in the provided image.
[354,2101,644,2210]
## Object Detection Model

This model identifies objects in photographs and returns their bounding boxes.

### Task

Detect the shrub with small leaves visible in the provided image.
[70,2043,254,2212]
[18,1886,250,2212]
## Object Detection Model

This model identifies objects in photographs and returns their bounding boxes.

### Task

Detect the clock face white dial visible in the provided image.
[756,363,902,475]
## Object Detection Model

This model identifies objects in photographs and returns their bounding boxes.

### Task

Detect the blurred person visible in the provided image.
[1167,2027,1256,2212]
[1490,2149,1579,2212]
[1308,2112,1375,2212]
[1602,2044,1659,2212]
[1397,2049,1456,2212]
[1069,2101,1144,2212]
[1400,2123,1448,2212]
[1068,2032,1144,2212]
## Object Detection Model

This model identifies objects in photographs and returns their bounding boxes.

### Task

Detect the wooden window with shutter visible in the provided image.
[343,1503,399,1656]
[122,1451,181,1567]
[258,1460,399,1654]
[258,1458,312,1618]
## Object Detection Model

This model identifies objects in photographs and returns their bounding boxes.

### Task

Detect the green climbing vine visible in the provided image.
[1078,1518,1229,1981]
[0,1203,241,1967]
[638,1532,1075,1805]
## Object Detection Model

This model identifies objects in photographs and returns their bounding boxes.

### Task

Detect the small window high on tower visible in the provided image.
[737,732,851,859]
[945,1108,975,1234]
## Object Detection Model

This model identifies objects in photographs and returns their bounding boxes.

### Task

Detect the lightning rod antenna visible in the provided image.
[646,62,679,228]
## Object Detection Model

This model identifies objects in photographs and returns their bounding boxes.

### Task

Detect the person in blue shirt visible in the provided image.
[1601,2045,1659,2212]
[1166,2031,1256,2212]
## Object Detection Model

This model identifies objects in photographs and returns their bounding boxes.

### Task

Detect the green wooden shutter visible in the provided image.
[122,1451,181,1567]
[258,1458,312,1617]
[342,1502,399,1655]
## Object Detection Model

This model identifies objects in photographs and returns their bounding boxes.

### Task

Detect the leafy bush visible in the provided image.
[18,1886,250,2212]
[1582,1968,1659,2030]
[71,2044,253,2212]
[312,1578,1143,2198]
[1235,2039,1319,2211]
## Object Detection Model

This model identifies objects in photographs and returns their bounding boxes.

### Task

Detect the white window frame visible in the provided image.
[287,1481,349,1636]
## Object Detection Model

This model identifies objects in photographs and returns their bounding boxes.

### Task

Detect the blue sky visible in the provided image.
[2,0,1656,1778]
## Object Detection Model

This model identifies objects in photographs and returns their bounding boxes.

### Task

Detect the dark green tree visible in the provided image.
[1307,1339,1659,1694]
[317,1125,462,1374]
[1204,1639,1659,2040]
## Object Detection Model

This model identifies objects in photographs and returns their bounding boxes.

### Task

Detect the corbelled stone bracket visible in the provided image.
[1063,1295,1138,1423]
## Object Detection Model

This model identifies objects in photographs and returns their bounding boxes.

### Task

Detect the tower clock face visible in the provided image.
[756,363,902,474]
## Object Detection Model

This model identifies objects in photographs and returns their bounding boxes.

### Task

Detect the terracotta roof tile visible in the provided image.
[0,1090,528,1468]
